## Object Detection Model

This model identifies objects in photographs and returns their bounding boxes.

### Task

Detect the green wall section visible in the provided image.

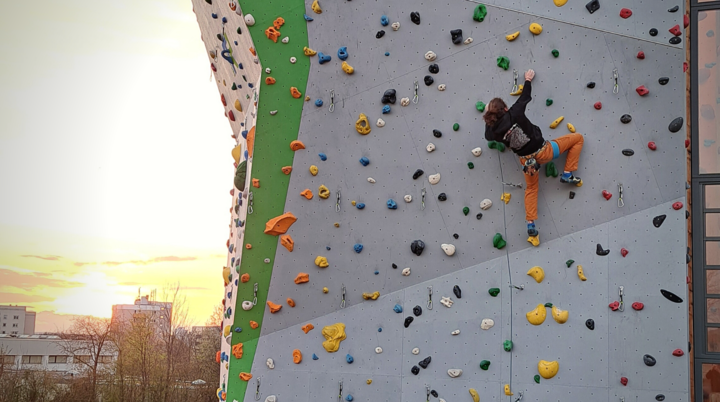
[227,1,309,401]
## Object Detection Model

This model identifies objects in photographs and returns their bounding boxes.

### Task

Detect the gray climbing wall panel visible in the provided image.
[193,0,690,400]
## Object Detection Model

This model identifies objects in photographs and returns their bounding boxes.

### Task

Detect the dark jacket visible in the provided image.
[484,80,545,157]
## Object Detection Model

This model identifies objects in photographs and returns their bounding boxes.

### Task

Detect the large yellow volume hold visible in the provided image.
[577,265,587,281]
[567,123,576,133]
[468,388,480,402]
[356,113,371,135]
[538,360,559,379]
[549,116,564,129]
[506,31,520,41]
[527,266,545,283]
[311,0,322,14]
[551,305,569,324]
[526,303,547,325]
[321,323,346,352]
[529,23,543,35]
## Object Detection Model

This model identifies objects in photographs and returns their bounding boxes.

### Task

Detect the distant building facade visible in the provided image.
[0,334,116,375]
[0,305,36,335]
[111,295,172,332]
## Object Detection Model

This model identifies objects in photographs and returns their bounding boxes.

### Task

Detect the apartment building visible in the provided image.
[0,305,36,335]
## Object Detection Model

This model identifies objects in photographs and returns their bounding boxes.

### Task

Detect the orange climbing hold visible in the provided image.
[290,87,302,99]
[252,178,260,188]
[246,126,255,158]
[287,298,296,307]
[265,77,276,85]
[301,189,313,199]
[265,27,281,42]
[245,244,252,249]
[249,47,256,56]
[216,350,221,363]
[290,140,305,151]
[273,17,285,30]
[282,166,293,174]
[264,212,298,235]
[267,301,282,313]
[232,343,244,359]
[293,349,302,364]
[239,372,252,381]
[249,320,259,329]
[241,273,250,283]
[302,323,315,334]
[294,272,309,284]
[281,235,294,252]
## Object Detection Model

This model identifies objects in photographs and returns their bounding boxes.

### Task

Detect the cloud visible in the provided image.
[0,293,54,304]
[117,281,142,286]
[74,255,197,267]
[20,255,62,261]
[0,268,83,291]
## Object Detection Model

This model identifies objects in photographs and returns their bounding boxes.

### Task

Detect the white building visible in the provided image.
[0,305,36,335]
[111,295,172,331]
[0,334,115,374]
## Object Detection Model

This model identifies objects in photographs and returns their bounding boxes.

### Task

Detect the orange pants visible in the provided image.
[519,133,584,221]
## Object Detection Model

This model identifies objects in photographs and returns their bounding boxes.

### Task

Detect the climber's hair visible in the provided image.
[483,98,508,127]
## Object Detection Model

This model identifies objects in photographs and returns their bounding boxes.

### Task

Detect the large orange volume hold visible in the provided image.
[264,212,298,235]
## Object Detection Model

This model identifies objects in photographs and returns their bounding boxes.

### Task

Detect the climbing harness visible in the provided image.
[521,141,549,176]
[502,182,523,189]
[421,187,426,210]
[252,283,258,305]
[425,385,431,402]
[612,68,619,94]
[340,284,346,309]
[618,286,625,312]
[329,90,335,112]
[617,183,624,207]
[336,189,341,212]
[413,80,419,104]
[254,378,261,400]
[511,69,519,94]
[427,286,433,310]
[509,284,525,291]
[337,380,343,402]
[248,191,254,214]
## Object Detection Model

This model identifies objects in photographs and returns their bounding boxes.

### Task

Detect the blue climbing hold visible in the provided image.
[387,199,398,209]
[378,327,382,332]
[393,304,403,313]
[354,243,364,253]
[234,327,242,333]
[221,351,226,361]
[212,13,218,18]
[315,99,324,107]
[241,130,248,139]
[248,83,254,88]
[374,270,379,275]
[385,52,390,56]
[326,246,331,250]
[346,354,354,364]
[234,41,238,45]
[338,46,348,61]
[229,244,234,252]
[312,353,319,360]
[244,150,248,160]
[345,395,353,402]
[319,153,327,161]
[381,15,389,26]
[304,14,314,21]
[382,105,391,114]
[227,291,232,298]
[356,203,365,209]
[238,63,243,70]
[360,157,370,166]
[234,279,238,286]
[231,257,235,266]
[222,17,227,23]
[318,52,332,64]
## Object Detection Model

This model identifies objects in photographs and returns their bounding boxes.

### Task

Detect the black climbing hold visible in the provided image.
[669,36,682,45]
[438,193,447,201]
[669,117,684,132]
[569,191,576,199]
[586,319,595,330]
[430,390,438,398]
[410,11,421,25]
[236,27,242,35]
[413,169,424,180]
[413,305,422,317]
[585,0,600,14]
[661,289,683,303]
[428,64,439,74]
[686,210,690,219]
[376,30,385,39]
[418,356,431,369]
[621,114,633,124]
[644,354,657,366]
[424,75,434,86]
[622,149,635,156]
[596,244,610,256]
[453,233,459,239]
[404,316,414,327]
[216,33,223,41]
[586,81,596,89]
[649,28,658,36]
[687,254,691,264]
[205,0,212,3]
[433,129,442,138]
[450,29,463,45]
[653,214,667,228]
[668,5,679,13]
[411,240,425,256]
[453,285,462,299]
[656,394,666,401]
[476,213,483,220]
[382,89,397,104]
[659,77,669,85]
[392,263,398,269]
[411,365,420,375]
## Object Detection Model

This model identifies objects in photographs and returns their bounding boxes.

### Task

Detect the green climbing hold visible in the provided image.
[497,56,510,70]
[234,160,247,191]
[551,49,559,58]
[503,340,513,352]
[476,101,486,112]
[488,141,505,152]
[565,259,574,268]
[493,233,507,249]
[546,99,553,106]
[231,83,237,90]
[463,207,470,216]
[479,360,491,370]
[453,123,460,131]
[534,375,541,384]
[544,302,553,308]
[488,288,500,297]
[467,162,474,169]
[473,4,487,22]
[545,161,558,177]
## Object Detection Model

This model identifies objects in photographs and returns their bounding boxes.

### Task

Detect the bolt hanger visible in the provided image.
[336,189,341,212]
[338,380,343,402]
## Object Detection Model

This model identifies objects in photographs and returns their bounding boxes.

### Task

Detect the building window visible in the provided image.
[10,331,17,335]
[12,316,18,320]
[21,356,42,364]
[48,356,68,364]
[74,355,91,364]
[99,356,113,364]
[2,323,5,327]
[2,355,15,364]
[11,324,17,328]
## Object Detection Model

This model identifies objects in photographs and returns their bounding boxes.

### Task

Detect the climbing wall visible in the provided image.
[193,0,690,401]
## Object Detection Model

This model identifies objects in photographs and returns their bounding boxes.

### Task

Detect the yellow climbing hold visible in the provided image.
[223,266,232,286]
[303,46,317,56]
[510,84,524,96]
[223,324,231,337]
[351,200,357,206]
[311,0,322,14]
[577,265,587,281]
[321,323,346,352]
[234,99,242,112]
[527,266,545,283]
[501,192,511,204]
[318,185,330,199]
[310,165,319,176]
[504,384,513,396]
[323,287,329,293]
[529,23,543,35]
[315,256,329,268]
[538,360,559,379]
[362,291,380,300]
[567,123,576,133]
[334,222,340,227]
[469,388,480,402]
[341,61,354,74]
[550,116,564,129]
[553,0,569,6]
[526,303,547,325]
[527,235,540,247]
[506,31,520,41]
[366,379,372,385]
[551,305,569,324]
[356,113,371,135]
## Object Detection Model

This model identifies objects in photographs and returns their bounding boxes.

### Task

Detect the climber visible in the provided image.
[483,69,584,239]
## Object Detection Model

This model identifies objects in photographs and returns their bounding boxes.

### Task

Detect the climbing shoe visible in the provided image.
[560,173,583,186]
[527,223,539,237]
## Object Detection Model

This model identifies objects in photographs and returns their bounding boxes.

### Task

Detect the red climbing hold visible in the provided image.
[672,349,684,357]
[669,24,682,36]
[594,102,602,110]
[684,14,689,28]
[230,189,234,196]
[211,63,217,72]
[631,302,644,311]
[621,248,629,257]
[648,141,657,150]
[619,8,632,19]
[637,51,645,59]
[636,85,649,96]
[228,110,236,121]
[620,377,628,386]
[684,62,689,72]
[602,190,612,200]
[609,301,620,311]
[685,139,690,148]
[673,201,684,210]
[221,93,227,106]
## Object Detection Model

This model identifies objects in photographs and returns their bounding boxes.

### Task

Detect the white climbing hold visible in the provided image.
[438,84,446,91]
[480,199,492,210]
[481,318,495,330]
[412,347,420,355]
[375,347,383,354]
[266,358,274,369]
[402,267,411,276]
[425,51,437,61]
[472,147,482,157]
[264,396,277,402]
[441,243,456,256]
[400,97,410,106]
[451,329,460,335]
[404,195,413,203]
[242,301,253,310]
[270,110,278,115]
[376,118,385,127]
[463,37,473,44]
[367,177,376,183]
[448,369,463,378]
[281,36,289,44]
[264,258,271,264]
[440,296,454,308]
[244,14,255,26]
[290,57,297,64]
[439,399,447,402]
[391,22,400,31]
[426,143,436,152]
[428,173,441,185]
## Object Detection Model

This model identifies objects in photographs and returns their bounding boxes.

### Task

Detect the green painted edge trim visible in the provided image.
[226,1,310,401]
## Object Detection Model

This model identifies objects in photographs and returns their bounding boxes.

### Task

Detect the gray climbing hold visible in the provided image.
[661,289,683,303]
[653,214,666,228]
[669,117,684,132]
[418,356,431,369]
[411,240,425,256]
[644,354,657,366]
[621,114,632,124]
[585,0,600,13]
[596,244,610,256]
[453,285,461,299]
[413,305,422,316]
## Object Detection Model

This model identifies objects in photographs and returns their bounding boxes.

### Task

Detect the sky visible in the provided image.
[0,0,232,332]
